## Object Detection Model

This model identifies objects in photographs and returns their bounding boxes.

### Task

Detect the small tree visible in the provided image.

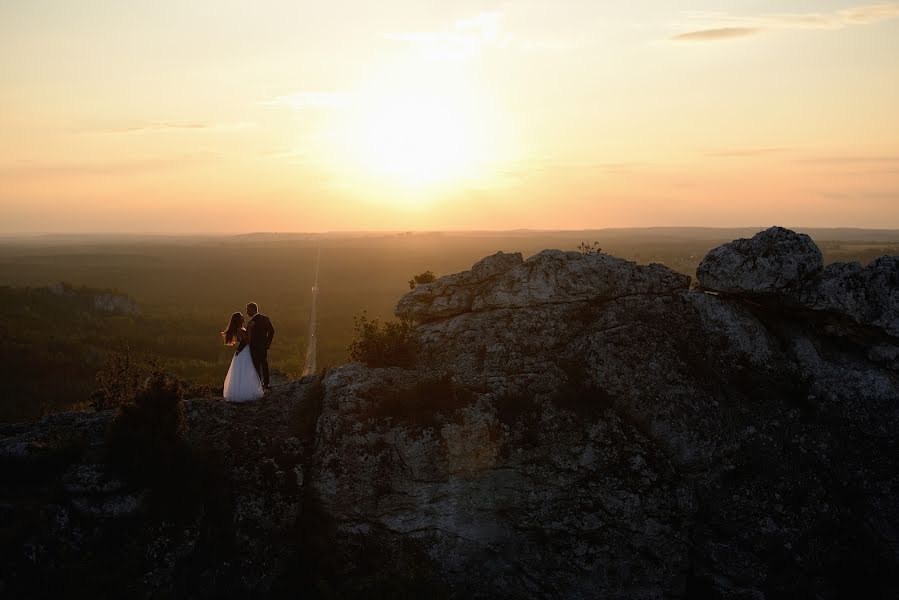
[408,270,437,290]
[577,241,603,255]
[347,312,418,368]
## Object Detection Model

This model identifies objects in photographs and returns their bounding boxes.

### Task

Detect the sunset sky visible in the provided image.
[2,1,898,233]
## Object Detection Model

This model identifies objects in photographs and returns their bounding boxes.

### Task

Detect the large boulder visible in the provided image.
[697,226,823,295]
[797,256,899,338]
[311,364,693,598]
[698,226,899,339]
[395,251,523,322]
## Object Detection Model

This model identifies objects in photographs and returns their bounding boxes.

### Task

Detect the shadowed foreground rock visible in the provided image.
[2,227,897,598]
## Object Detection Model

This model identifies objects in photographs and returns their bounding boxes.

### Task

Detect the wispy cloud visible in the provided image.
[672,27,761,42]
[385,12,506,60]
[794,154,899,165]
[81,121,253,134]
[501,157,647,178]
[261,91,353,110]
[706,147,790,158]
[772,3,899,28]
[672,2,899,42]
[0,154,217,178]
[818,189,899,200]
[385,11,587,59]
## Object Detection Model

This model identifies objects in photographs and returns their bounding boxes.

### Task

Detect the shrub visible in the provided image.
[106,373,187,484]
[92,345,162,410]
[407,270,437,290]
[577,241,603,255]
[347,312,418,368]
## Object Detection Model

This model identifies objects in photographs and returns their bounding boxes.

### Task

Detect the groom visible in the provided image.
[246,302,275,390]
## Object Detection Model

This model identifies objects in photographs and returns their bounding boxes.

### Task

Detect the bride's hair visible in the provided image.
[222,312,243,346]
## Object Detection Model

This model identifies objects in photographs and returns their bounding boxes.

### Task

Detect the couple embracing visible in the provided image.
[221,302,275,402]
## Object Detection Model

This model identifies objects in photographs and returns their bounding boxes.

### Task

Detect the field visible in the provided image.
[2,228,898,421]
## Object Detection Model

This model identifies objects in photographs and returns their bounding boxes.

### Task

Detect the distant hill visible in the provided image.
[4,227,899,246]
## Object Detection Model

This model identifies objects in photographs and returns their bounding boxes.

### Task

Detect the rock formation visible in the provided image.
[698,226,899,339]
[2,227,897,598]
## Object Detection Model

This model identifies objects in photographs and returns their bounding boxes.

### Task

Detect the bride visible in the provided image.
[222,311,264,402]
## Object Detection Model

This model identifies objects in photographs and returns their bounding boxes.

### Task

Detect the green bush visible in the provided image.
[347,312,418,368]
[407,270,437,290]
[106,373,187,484]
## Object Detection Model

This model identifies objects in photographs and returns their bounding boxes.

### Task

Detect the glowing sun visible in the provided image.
[349,91,483,189]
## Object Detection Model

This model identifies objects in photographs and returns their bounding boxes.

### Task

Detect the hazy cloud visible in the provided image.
[262,91,353,110]
[385,12,506,59]
[818,189,899,200]
[672,2,899,41]
[502,157,646,177]
[81,121,253,134]
[385,11,588,59]
[770,3,899,28]
[672,27,761,42]
[794,155,899,165]
[0,154,216,178]
[707,147,790,157]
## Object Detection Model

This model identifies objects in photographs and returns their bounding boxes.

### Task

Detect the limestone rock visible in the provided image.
[397,249,690,322]
[698,226,898,339]
[697,226,823,295]
[797,256,899,338]
[395,251,523,322]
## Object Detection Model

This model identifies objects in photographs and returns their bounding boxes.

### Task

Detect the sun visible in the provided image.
[350,92,481,189]
[356,94,476,187]
[319,60,516,203]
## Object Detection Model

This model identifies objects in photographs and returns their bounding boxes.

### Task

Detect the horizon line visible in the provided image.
[4,225,899,238]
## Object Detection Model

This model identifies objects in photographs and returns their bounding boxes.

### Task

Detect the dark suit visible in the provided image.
[248,313,275,386]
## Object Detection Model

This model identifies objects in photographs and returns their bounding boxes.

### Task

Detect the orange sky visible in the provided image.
[1,1,898,233]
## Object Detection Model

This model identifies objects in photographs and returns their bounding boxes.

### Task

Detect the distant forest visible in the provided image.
[2,230,897,422]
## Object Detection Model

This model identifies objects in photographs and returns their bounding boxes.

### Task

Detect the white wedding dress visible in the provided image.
[223,341,264,403]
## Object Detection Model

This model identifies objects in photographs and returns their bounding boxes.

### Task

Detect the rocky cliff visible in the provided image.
[2,227,897,599]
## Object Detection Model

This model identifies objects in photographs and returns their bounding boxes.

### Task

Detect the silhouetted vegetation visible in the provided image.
[577,241,603,255]
[407,270,437,289]
[347,312,418,368]
[106,373,187,486]
[92,345,162,410]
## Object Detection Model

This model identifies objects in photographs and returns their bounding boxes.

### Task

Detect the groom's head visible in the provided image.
[246,302,258,317]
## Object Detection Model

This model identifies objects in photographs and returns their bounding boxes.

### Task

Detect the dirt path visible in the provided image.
[301,247,320,377]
